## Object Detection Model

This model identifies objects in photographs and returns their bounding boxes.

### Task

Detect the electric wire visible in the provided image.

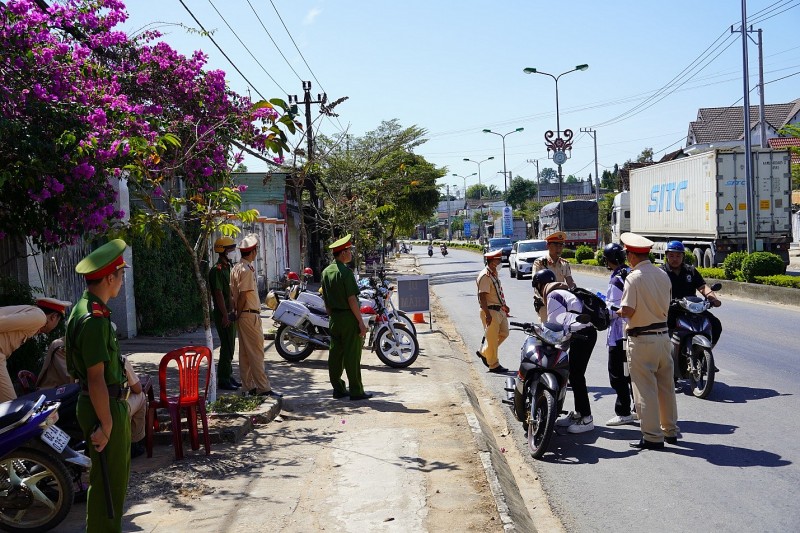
[206,0,290,94]
[243,0,304,81]
[176,0,278,99]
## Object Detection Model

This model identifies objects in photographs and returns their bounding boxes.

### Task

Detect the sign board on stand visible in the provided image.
[464,221,471,239]
[397,275,431,330]
[502,206,513,237]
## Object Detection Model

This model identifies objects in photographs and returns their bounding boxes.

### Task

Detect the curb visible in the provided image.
[457,383,536,532]
[569,262,800,308]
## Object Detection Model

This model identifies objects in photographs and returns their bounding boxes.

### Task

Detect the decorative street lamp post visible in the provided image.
[523,64,588,232]
[463,157,494,241]
[482,127,524,198]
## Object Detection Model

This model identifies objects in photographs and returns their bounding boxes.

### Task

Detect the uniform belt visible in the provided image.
[241,309,260,314]
[81,383,130,401]
[628,322,668,337]
[487,305,503,311]
[631,330,668,337]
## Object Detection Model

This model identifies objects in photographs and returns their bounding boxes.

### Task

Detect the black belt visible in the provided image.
[81,383,130,401]
[628,322,668,337]
[487,305,503,311]
[241,309,260,314]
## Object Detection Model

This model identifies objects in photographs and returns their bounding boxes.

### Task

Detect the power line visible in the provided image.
[268,0,325,93]
[176,0,274,99]
[206,0,290,94]
[243,0,304,81]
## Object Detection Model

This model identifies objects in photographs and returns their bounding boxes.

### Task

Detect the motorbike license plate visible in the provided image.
[41,425,69,453]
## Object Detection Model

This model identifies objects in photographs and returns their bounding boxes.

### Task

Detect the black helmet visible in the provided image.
[532,269,556,291]
[603,243,626,265]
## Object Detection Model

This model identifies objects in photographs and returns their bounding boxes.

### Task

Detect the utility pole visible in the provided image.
[526,159,541,204]
[732,4,756,254]
[446,185,451,242]
[580,128,600,205]
[749,26,768,148]
[288,81,328,276]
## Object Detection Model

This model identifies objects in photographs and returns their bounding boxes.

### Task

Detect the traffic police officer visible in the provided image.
[321,234,370,400]
[616,232,679,450]
[476,249,510,373]
[532,231,576,317]
[66,239,131,531]
[0,297,70,402]
[209,236,240,390]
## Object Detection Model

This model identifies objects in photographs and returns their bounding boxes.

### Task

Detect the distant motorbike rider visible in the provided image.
[661,241,722,346]
[440,243,448,255]
[427,244,434,257]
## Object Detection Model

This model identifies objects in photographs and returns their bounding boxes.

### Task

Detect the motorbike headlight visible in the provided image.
[540,327,565,346]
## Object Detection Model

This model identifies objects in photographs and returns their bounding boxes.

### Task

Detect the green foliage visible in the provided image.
[131,226,203,334]
[595,249,606,265]
[754,275,800,289]
[598,192,615,244]
[741,252,785,282]
[697,267,726,280]
[575,245,594,263]
[0,276,63,378]
[561,248,575,259]
[208,394,266,413]
[683,252,694,265]
[723,251,748,280]
[505,176,537,209]
[582,259,600,266]
[779,124,800,190]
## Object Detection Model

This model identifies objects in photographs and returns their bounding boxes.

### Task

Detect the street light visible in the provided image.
[463,157,494,241]
[451,172,476,209]
[482,127,524,198]
[524,64,588,232]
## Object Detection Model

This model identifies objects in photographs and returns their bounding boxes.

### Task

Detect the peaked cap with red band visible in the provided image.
[329,234,353,253]
[75,239,128,280]
[36,297,72,316]
[484,249,502,259]
[238,234,259,253]
[620,232,654,254]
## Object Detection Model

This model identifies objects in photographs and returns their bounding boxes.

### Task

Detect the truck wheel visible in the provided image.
[693,248,703,267]
[703,248,714,268]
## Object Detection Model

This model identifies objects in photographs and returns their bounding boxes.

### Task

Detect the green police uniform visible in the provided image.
[321,235,365,397]
[66,240,131,533]
[208,257,236,385]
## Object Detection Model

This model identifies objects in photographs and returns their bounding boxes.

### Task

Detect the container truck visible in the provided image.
[611,149,792,267]
[538,199,599,247]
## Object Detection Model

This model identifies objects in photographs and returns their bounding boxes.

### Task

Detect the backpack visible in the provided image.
[569,287,611,331]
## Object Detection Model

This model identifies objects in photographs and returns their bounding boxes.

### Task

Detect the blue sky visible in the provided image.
[122,1,799,197]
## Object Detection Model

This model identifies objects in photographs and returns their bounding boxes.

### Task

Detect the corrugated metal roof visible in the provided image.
[233,172,287,204]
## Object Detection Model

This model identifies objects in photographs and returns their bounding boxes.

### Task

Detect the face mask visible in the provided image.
[226,251,236,261]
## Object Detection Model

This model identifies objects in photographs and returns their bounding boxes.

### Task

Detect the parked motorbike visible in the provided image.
[0,394,91,532]
[273,279,419,367]
[503,314,591,458]
[357,277,416,335]
[670,282,722,399]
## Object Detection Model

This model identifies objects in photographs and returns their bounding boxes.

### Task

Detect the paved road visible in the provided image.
[414,246,800,532]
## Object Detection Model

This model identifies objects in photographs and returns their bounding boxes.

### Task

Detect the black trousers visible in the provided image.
[608,340,632,416]
[568,327,598,417]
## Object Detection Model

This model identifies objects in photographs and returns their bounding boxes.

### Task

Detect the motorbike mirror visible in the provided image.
[710,282,722,292]
[575,313,592,324]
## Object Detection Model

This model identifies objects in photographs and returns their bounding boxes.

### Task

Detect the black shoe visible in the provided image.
[258,390,283,398]
[349,392,373,401]
[332,390,349,399]
[629,439,664,450]
[475,350,489,368]
[230,378,242,388]
[131,440,146,459]
[218,382,238,391]
[488,365,509,374]
[665,436,678,445]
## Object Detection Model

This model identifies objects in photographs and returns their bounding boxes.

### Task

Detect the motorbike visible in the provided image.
[0,394,91,532]
[357,277,416,335]
[400,243,410,254]
[427,246,433,257]
[440,245,448,257]
[273,279,419,368]
[670,282,722,399]
[503,314,591,459]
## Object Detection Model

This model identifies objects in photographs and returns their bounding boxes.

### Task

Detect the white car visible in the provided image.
[509,239,549,280]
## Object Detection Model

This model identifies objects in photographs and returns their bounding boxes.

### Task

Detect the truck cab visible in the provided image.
[611,191,630,244]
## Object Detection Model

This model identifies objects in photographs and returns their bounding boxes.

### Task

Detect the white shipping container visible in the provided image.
[629,150,791,239]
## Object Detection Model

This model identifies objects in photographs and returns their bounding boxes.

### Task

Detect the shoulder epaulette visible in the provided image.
[90,301,109,318]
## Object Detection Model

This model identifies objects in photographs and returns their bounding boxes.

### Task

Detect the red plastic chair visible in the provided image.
[145,346,212,460]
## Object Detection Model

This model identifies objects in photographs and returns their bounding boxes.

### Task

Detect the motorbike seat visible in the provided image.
[0,397,39,430]
[307,306,328,317]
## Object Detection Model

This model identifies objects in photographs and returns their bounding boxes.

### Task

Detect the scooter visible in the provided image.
[427,245,433,257]
[0,395,91,532]
[503,314,591,459]
[670,282,722,399]
[440,245,448,257]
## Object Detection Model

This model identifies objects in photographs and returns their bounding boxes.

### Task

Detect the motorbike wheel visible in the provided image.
[374,324,419,368]
[0,446,74,533]
[275,324,315,362]
[527,388,558,459]
[392,311,417,336]
[689,348,715,399]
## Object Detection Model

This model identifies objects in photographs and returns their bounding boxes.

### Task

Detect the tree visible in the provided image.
[540,167,557,183]
[487,184,500,198]
[600,169,615,190]
[565,175,578,184]
[636,147,654,163]
[466,183,489,200]
[779,124,800,191]
[505,176,537,209]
